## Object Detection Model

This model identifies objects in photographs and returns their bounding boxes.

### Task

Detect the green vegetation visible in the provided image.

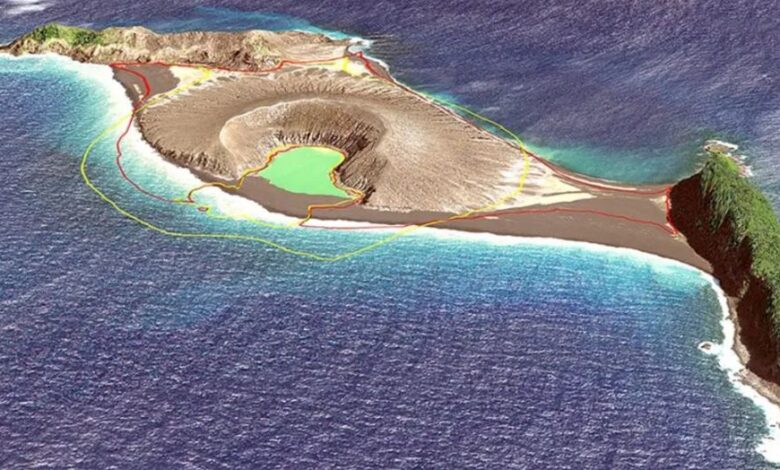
[28,23,104,47]
[702,152,780,335]
[258,146,350,198]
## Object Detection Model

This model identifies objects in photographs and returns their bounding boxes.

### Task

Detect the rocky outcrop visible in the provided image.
[670,171,780,384]
[1,24,350,70]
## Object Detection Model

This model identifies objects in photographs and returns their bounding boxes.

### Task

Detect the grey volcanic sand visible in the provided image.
[114,65,178,102]
[188,170,709,271]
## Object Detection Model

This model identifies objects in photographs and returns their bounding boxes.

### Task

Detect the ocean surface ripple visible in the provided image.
[1,3,779,468]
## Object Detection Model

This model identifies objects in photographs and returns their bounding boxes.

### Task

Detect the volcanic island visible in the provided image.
[4,24,780,402]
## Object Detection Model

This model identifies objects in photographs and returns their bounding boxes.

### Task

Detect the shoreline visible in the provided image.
[728,294,780,408]
[111,56,780,464]
[107,59,711,272]
[106,51,779,403]
[0,27,704,266]
[104,49,780,416]
[3,37,780,462]
[707,280,780,463]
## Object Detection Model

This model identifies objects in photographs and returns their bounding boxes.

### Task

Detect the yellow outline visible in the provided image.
[81,60,533,261]
[187,143,363,229]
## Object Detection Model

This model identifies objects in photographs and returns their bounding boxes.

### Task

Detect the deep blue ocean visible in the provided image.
[1,2,779,468]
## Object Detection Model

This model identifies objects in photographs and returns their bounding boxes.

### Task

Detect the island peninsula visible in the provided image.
[4,24,780,401]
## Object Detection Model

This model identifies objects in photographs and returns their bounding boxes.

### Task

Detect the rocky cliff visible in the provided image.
[670,152,780,384]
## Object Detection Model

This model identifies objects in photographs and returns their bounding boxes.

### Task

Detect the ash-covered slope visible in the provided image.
[138,65,557,212]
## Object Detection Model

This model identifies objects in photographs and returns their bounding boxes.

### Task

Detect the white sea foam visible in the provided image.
[705,139,740,151]
[348,37,373,50]
[123,125,304,227]
[703,274,780,464]
[413,224,691,269]
[19,54,780,464]
[0,54,297,228]
[348,40,392,72]
[4,0,52,17]
[423,229,780,464]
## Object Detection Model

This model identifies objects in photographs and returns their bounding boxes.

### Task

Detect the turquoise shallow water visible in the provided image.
[0,50,776,468]
[524,141,707,184]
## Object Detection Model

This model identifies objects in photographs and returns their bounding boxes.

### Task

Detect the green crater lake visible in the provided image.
[258,146,349,198]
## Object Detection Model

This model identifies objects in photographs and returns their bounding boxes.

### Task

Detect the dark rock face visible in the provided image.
[670,174,780,382]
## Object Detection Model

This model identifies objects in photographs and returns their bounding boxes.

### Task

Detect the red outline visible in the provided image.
[107,53,680,237]
[112,64,181,204]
